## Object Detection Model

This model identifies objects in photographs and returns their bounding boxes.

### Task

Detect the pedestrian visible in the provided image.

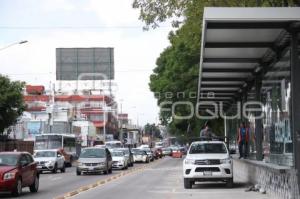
[200,121,215,139]
[237,122,249,159]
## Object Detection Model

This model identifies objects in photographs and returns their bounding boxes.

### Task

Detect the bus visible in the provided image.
[105,140,123,149]
[34,134,78,166]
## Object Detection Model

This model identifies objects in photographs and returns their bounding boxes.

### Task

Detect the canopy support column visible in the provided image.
[291,28,300,193]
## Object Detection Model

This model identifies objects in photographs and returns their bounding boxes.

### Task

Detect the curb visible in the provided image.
[53,159,161,199]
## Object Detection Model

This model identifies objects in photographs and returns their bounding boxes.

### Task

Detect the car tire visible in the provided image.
[52,164,57,173]
[29,175,39,193]
[12,178,22,196]
[226,178,234,188]
[103,165,109,174]
[184,178,193,189]
[61,163,66,173]
[76,170,81,176]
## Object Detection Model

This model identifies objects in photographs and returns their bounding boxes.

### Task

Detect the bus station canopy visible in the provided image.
[197,7,300,112]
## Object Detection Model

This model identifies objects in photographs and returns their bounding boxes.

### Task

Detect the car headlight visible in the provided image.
[46,161,55,165]
[77,162,83,166]
[3,172,16,180]
[184,159,195,165]
[220,158,232,164]
[98,162,105,166]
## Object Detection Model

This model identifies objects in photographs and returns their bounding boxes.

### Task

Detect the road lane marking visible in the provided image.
[53,158,162,199]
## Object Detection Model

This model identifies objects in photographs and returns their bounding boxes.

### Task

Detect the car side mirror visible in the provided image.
[20,162,28,167]
[57,154,62,157]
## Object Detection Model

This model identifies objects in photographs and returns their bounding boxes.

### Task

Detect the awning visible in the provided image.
[198,7,300,112]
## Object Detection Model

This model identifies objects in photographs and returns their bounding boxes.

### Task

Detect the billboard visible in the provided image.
[56,48,114,80]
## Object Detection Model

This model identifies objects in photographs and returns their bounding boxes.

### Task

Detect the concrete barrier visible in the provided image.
[234,158,300,199]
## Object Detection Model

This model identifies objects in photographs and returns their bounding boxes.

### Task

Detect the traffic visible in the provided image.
[0,139,188,197]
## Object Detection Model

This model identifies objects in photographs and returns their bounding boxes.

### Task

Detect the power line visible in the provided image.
[4,69,154,76]
[0,25,172,30]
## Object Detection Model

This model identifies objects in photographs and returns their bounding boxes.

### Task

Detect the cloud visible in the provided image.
[0,0,173,125]
[84,0,142,26]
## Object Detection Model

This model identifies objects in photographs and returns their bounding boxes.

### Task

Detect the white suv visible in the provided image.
[34,149,66,173]
[183,141,233,189]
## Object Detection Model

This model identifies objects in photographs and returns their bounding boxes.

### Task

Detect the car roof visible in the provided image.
[34,149,59,152]
[83,147,105,150]
[0,151,30,155]
[190,141,225,144]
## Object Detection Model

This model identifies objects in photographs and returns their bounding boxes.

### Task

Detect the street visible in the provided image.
[72,157,271,199]
[0,162,145,199]
[0,157,272,199]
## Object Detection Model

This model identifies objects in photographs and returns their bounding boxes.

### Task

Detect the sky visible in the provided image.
[0,0,175,126]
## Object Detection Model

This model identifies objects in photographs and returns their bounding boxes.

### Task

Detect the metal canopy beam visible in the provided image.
[207,22,290,29]
[203,58,261,63]
[199,92,236,95]
[205,42,274,48]
[202,68,254,73]
[201,84,241,88]
[201,77,250,82]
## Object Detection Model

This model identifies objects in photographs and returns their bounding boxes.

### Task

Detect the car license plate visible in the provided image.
[203,171,212,176]
[88,167,94,171]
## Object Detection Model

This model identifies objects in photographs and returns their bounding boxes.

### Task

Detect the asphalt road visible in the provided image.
[0,162,145,199]
[73,157,272,199]
[0,157,272,199]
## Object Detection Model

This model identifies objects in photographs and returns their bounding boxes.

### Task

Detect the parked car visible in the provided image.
[139,144,149,149]
[172,147,183,158]
[179,146,187,155]
[183,141,233,189]
[162,148,172,156]
[117,148,134,167]
[0,152,39,196]
[111,150,128,170]
[141,148,154,162]
[34,149,65,173]
[132,149,149,163]
[76,147,112,175]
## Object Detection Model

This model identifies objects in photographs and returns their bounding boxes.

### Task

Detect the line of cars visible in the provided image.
[0,144,167,197]
[161,146,186,158]
[75,145,163,176]
[0,149,69,197]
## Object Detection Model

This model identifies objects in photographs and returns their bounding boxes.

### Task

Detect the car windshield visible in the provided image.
[132,150,145,155]
[80,149,105,158]
[35,151,56,157]
[121,149,129,155]
[189,143,227,154]
[0,154,19,166]
[112,151,124,157]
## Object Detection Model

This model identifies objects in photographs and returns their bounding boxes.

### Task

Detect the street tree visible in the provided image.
[133,0,300,138]
[0,75,25,135]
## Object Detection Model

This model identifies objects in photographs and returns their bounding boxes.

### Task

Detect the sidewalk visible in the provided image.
[233,158,300,199]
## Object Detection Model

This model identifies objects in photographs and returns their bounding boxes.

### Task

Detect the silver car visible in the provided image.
[76,147,112,175]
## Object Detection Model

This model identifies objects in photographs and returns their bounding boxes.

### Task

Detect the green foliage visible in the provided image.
[0,75,25,134]
[133,0,300,29]
[133,0,300,138]
[144,123,162,138]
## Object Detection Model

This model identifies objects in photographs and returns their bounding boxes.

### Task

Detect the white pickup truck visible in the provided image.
[183,141,233,189]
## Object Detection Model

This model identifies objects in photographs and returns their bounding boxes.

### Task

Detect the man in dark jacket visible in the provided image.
[200,121,216,138]
[237,122,249,159]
